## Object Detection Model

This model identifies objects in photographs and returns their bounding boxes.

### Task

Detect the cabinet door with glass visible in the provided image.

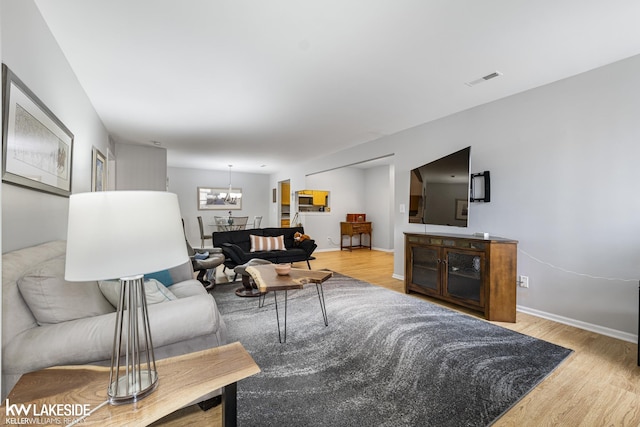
[442,249,485,309]
[407,245,441,296]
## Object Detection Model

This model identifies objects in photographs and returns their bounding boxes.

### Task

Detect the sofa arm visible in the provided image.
[220,243,246,263]
[3,295,221,376]
[296,239,317,256]
[168,261,196,284]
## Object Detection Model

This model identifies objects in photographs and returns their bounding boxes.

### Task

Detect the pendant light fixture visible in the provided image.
[224,165,232,202]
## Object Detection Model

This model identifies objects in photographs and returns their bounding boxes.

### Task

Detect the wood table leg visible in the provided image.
[222,382,238,427]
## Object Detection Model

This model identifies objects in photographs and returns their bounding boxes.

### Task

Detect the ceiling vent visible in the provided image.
[465,71,503,87]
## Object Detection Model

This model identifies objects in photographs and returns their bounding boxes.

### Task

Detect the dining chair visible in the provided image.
[231,216,249,230]
[252,216,263,228]
[197,216,213,248]
[214,216,229,231]
[183,219,224,289]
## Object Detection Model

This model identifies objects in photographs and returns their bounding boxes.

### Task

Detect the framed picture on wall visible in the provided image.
[106,147,116,191]
[1,64,74,197]
[455,199,468,220]
[91,147,106,191]
[197,186,243,210]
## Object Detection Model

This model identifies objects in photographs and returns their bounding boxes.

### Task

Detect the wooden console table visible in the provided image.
[340,221,372,251]
[405,232,518,322]
[1,342,260,427]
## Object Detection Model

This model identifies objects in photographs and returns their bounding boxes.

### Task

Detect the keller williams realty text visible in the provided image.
[5,399,91,417]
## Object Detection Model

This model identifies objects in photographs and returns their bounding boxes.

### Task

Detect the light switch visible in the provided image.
[399,204,406,213]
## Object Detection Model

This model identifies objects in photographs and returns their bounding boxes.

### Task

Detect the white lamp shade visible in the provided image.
[65,191,189,281]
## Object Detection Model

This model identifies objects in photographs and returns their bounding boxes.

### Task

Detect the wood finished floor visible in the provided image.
[153,249,640,427]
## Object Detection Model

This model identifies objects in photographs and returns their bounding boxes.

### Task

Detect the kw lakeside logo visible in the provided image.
[4,399,91,425]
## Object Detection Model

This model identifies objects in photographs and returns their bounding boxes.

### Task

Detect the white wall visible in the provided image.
[301,165,394,251]
[115,143,167,191]
[273,54,640,340]
[304,167,365,250]
[1,0,110,252]
[364,165,394,250]
[196,162,395,252]
[1,0,109,395]
[168,166,271,247]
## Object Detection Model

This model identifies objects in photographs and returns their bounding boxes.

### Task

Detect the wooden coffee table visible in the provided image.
[245,264,332,343]
[1,342,259,427]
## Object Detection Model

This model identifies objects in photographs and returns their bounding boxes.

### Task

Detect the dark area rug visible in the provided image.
[211,273,572,426]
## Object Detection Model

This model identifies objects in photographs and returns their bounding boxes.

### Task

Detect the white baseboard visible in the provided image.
[516,305,637,344]
[372,247,395,253]
[388,275,636,343]
[314,247,395,253]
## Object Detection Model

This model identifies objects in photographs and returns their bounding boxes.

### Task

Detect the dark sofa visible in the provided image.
[213,226,317,270]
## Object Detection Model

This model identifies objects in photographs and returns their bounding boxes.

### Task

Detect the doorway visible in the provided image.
[279,180,290,227]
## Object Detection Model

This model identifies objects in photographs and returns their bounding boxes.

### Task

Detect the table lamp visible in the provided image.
[65,191,188,404]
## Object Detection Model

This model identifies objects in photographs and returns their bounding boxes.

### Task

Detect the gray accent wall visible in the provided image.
[301,165,394,252]
[271,54,640,340]
[167,166,271,247]
[1,0,110,253]
[114,143,167,191]
[363,165,394,251]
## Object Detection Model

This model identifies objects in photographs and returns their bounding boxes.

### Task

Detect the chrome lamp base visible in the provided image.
[108,275,158,405]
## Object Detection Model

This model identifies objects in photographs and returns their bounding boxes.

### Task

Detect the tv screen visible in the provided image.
[409,147,471,227]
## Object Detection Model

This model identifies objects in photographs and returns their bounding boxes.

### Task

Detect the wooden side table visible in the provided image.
[340,221,372,251]
[246,264,333,343]
[1,342,260,427]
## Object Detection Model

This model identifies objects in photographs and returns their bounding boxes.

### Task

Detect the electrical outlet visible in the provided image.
[519,275,529,288]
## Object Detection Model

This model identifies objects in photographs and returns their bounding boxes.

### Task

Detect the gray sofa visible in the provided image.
[2,240,228,399]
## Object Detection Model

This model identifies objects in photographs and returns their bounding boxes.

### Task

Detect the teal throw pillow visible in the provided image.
[144,269,174,287]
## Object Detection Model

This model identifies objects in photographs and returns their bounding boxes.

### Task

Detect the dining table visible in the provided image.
[210,217,247,231]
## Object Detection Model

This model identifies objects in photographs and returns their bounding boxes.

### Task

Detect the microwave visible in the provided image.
[298,195,313,205]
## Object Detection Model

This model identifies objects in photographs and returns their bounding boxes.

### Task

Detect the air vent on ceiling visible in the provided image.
[465,71,503,87]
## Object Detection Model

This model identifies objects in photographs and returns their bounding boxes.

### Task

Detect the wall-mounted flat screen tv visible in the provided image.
[409,146,471,227]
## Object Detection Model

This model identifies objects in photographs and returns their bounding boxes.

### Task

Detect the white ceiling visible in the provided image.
[34,0,640,174]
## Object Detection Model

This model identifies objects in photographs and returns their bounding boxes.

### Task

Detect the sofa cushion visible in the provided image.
[169,279,208,298]
[213,228,263,253]
[98,278,178,307]
[17,256,115,326]
[250,235,286,252]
